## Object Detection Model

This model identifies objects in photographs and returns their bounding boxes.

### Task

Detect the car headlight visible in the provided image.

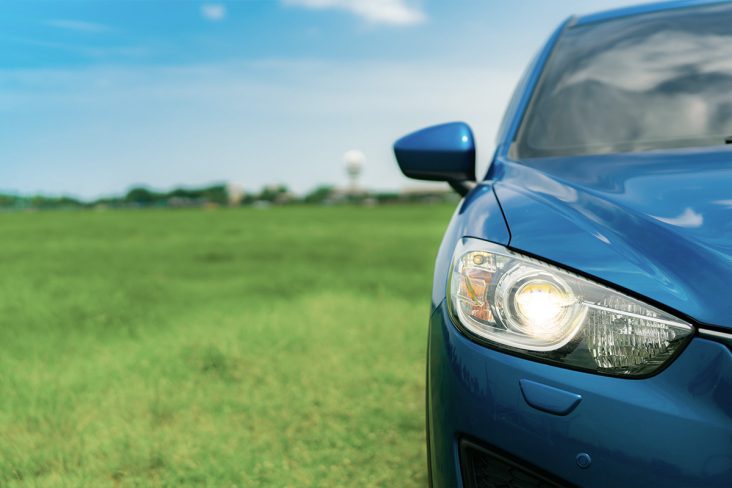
[448,238,694,376]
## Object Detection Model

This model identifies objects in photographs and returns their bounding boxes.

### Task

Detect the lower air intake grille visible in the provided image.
[460,439,572,488]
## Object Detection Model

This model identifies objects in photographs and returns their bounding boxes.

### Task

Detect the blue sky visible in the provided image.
[1,0,638,199]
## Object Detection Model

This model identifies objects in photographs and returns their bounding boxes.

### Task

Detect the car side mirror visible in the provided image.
[393,122,476,196]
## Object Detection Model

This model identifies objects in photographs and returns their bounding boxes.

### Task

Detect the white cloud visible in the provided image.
[283,0,425,26]
[201,3,227,21]
[44,19,111,33]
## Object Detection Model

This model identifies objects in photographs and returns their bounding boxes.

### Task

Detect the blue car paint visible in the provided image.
[419,1,732,486]
[518,379,582,416]
[394,122,476,183]
[428,303,732,487]
[490,148,732,329]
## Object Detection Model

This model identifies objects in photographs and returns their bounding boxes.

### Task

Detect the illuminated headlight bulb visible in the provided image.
[514,281,570,338]
[494,265,586,350]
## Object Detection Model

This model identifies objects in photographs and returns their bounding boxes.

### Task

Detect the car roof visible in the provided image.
[575,0,730,26]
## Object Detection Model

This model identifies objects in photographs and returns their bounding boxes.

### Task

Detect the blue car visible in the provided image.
[394,1,732,487]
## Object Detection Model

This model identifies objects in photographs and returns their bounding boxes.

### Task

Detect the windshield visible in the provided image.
[514,3,732,159]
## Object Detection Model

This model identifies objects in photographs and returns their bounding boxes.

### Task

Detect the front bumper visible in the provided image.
[428,301,732,487]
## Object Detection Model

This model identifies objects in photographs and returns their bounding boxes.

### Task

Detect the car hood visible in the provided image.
[492,147,732,329]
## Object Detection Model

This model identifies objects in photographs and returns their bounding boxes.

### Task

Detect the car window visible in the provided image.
[513,3,732,158]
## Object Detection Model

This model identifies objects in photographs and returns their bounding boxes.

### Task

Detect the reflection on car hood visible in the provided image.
[492,147,732,329]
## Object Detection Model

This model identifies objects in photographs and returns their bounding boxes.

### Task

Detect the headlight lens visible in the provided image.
[449,238,694,376]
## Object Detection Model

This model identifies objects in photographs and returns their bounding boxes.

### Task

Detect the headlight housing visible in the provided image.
[448,238,694,377]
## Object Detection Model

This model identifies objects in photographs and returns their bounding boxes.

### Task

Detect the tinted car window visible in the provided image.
[514,3,732,158]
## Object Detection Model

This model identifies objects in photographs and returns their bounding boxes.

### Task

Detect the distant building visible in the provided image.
[226,183,245,206]
[343,150,365,196]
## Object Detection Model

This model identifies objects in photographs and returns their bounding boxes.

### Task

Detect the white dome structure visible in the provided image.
[343,150,365,194]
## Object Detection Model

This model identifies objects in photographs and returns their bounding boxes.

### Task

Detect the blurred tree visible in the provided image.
[199,185,228,206]
[0,194,17,208]
[125,187,161,205]
[304,185,334,204]
[257,185,290,202]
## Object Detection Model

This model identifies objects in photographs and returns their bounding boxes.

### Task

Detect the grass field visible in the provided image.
[0,204,454,487]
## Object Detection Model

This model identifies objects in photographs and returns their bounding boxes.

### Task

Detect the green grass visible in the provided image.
[0,204,453,487]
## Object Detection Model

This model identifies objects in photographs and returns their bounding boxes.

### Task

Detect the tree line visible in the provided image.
[1,183,455,210]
